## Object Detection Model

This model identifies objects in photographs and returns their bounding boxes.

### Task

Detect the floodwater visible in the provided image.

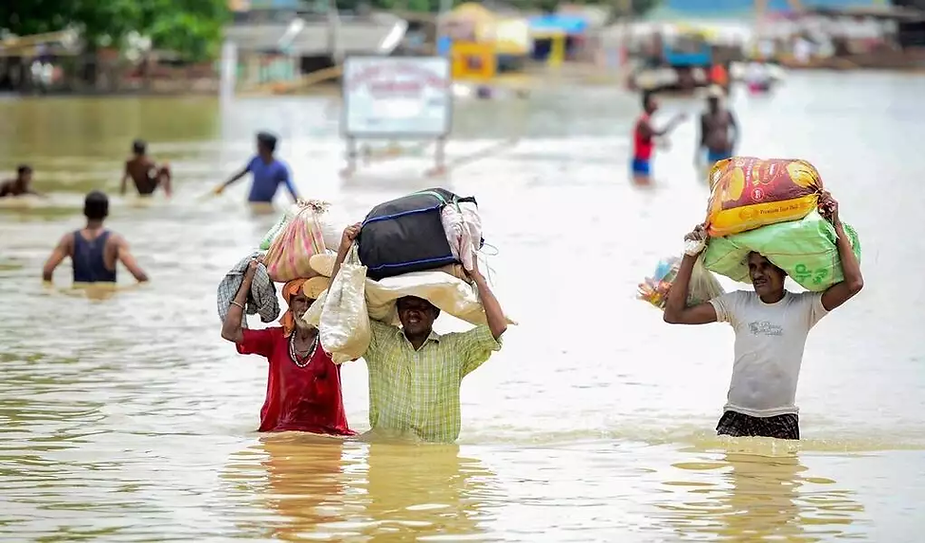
[1,71,924,541]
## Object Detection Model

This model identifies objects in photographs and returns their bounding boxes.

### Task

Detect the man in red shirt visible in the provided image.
[632,92,686,184]
[221,261,354,436]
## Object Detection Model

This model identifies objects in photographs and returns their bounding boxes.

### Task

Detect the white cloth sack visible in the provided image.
[302,291,326,328]
[365,270,516,327]
[441,201,482,272]
[317,245,371,364]
[305,269,517,330]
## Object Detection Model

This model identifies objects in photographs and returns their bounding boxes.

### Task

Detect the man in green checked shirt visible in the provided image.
[332,224,509,443]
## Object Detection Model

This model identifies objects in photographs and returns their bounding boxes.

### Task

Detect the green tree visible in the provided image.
[0,0,229,61]
[140,0,230,61]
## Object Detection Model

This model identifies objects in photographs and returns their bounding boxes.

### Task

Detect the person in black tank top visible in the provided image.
[72,229,116,283]
[42,191,149,284]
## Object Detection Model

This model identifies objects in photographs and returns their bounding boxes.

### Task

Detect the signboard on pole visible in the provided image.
[342,56,453,139]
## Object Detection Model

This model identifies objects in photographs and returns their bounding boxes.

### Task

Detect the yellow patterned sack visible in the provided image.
[705,157,822,237]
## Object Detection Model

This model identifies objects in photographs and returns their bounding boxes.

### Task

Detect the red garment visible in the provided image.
[633,113,654,160]
[710,64,729,87]
[237,327,355,435]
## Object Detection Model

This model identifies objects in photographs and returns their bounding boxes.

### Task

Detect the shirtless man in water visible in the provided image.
[0,165,43,198]
[121,139,172,197]
[697,86,739,169]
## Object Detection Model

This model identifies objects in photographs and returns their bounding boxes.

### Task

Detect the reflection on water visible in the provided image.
[224,437,497,540]
[658,444,864,542]
[363,442,496,539]
[252,435,351,541]
[49,282,147,302]
[2,72,925,540]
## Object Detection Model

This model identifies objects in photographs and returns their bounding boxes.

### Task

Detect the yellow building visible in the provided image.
[441,2,530,81]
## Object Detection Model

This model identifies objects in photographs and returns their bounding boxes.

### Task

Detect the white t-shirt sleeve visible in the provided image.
[801,291,829,329]
[709,291,744,326]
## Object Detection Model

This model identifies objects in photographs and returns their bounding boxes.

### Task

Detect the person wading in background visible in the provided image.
[214,132,299,205]
[42,191,149,284]
[0,165,43,198]
[121,139,173,197]
[662,192,863,440]
[697,85,739,170]
[632,92,686,184]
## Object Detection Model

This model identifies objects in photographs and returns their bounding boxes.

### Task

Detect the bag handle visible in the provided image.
[345,242,361,266]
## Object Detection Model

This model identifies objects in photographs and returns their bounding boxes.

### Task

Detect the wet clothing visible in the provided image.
[716,411,800,440]
[633,114,654,162]
[135,171,160,195]
[236,327,354,435]
[73,230,116,283]
[631,158,651,176]
[709,290,828,418]
[632,114,655,178]
[707,150,733,164]
[245,156,296,203]
[364,321,502,443]
[710,64,729,89]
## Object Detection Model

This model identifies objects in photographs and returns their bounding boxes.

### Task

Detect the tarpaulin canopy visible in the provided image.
[528,14,589,36]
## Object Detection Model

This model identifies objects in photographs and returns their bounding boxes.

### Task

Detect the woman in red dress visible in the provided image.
[221,260,354,436]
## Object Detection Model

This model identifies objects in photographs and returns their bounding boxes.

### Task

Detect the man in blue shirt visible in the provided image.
[215,132,299,203]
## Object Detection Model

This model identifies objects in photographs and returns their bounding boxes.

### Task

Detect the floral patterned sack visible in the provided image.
[265,201,328,282]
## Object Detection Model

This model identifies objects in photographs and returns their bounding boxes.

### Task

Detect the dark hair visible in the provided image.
[747,251,787,276]
[642,92,655,110]
[17,164,32,176]
[257,131,277,153]
[84,190,109,220]
[397,296,440,319]
[132,139,147,154]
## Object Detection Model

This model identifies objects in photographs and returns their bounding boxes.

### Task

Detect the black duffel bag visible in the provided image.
[358,188,480,281]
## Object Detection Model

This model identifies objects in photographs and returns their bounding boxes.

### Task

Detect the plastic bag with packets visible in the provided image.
[637,234,725,310]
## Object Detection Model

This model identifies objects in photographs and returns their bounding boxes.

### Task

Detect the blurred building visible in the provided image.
[893,0,925,46]
[224,0,406,87]
[643,0,925,68]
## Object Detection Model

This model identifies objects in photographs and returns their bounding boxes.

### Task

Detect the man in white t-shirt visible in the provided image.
[662,192,864,439]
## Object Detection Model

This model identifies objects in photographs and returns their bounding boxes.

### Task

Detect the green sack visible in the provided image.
[258,203,304,251]
[258,213,291,251]
[702,210,861,292]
